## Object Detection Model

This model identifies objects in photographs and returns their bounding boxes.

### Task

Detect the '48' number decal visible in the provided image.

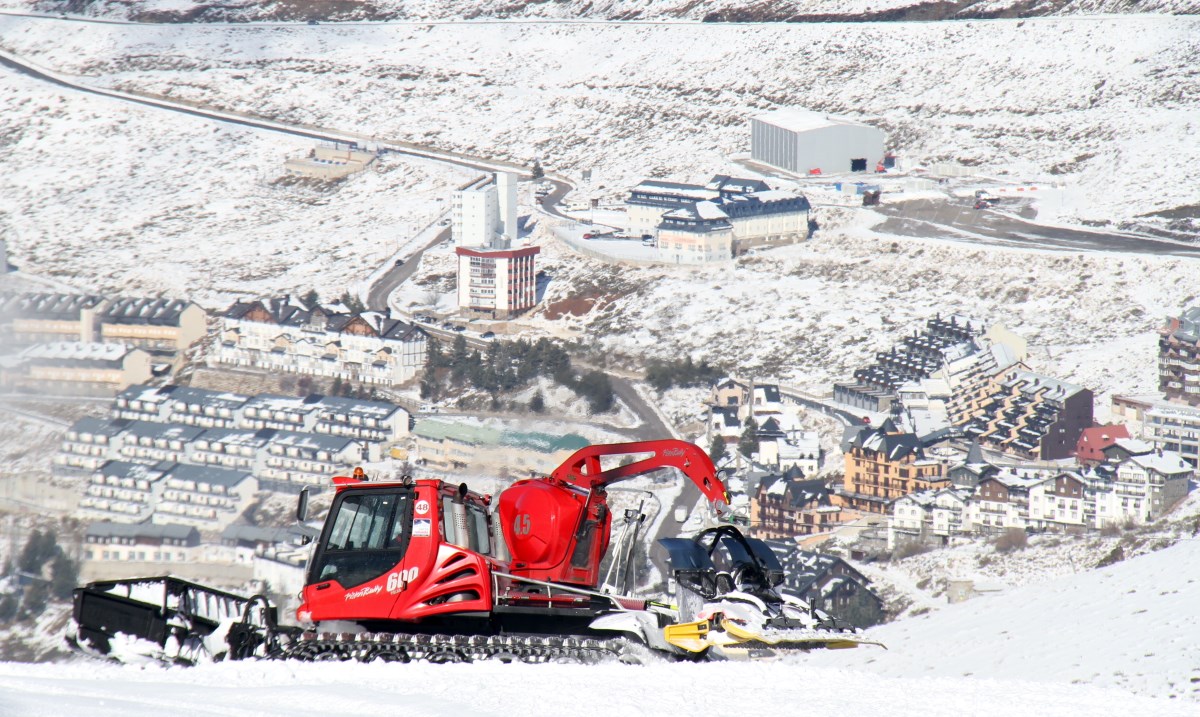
[513,513,532,536]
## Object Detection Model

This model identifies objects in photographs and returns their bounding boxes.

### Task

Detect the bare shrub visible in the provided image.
[891,540,932,561]
[1100,522,1122,537]
[994,527,1028,553]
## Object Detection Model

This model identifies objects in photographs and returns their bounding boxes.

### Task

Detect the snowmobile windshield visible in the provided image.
[310,489,414,589]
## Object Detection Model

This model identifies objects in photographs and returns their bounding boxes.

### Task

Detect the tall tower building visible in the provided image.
[1160,307,1200,406]
[454,172,539,319]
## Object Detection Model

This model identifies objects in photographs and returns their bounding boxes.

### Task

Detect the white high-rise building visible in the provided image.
[451,172,519,248]
[496,172,518,246]
[452,184,499,247]
[454,172,538,319]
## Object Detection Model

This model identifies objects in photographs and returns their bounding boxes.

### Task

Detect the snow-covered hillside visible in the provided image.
[807,537,1200,701]
[4,540,1200,714]
[4,0,1199,22]
[0,63,475,306]
[0,14,1196,233]
[514,208,1192,408]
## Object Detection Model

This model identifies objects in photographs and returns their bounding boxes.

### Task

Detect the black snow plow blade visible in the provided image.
[71,576,283,663]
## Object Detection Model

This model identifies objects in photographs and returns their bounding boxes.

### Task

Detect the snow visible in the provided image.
[808,538,1200,702]
[1,648,1196,717]
[753,108,854,133]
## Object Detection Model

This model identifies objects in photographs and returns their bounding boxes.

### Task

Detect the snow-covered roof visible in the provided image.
[168,463,254,488]
[21,342,132,361]
[1128,451,1193,476]
[1113,437,1155,455]
[753,108,879,133]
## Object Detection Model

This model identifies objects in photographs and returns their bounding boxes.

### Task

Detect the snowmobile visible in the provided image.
[69,439,879,664]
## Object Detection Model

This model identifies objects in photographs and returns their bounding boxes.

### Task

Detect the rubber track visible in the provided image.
[271,631,627,664]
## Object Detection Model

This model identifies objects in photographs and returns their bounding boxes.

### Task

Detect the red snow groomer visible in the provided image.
[71,440,878,664]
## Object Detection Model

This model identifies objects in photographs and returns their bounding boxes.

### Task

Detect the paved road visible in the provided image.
[365,226,450,311]
[879,199,1200,257]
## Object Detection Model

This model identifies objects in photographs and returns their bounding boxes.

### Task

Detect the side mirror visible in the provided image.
[297,486,310,523]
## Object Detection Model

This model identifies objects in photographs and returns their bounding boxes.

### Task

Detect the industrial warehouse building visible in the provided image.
[751,109,887,176]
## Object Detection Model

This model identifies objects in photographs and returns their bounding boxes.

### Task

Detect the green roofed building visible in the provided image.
[414,420,590,474]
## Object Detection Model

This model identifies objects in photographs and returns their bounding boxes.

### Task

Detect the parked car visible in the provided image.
[438,218,450,226]
[441,322,456,330]
[307,19,319,25]
[481,331,496,340]
[452,325,466,332]
[394,259,405,266]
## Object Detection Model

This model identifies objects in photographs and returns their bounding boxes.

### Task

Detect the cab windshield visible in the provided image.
[310,490,412,589]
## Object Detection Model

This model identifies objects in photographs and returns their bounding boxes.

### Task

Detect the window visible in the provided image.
[310,490,413,588]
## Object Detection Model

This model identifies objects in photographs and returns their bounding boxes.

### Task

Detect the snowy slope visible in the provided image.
[0,649,1196,717]
[4,0,1199,22]
[519,208,1196,410]
[807,537,1200,701]
[0,65,475,305]
[0,14,1196,231]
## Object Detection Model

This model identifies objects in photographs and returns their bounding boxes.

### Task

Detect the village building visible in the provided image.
[152,463,258,529]
[835,314,982,414]
[216,297,428,386]
[750,108,887,176]
[0,292,107,344]
[888,486,971,549]
[1099,442,1192,523]
[710,377,748,408]
[0,342,151,395]
[80,522,253,586]
[841,420,947,513]
[1075,424,1131,465]
[886,448,1194,546]
[97,297,206,354]
[1112,393,1200,467]
[83,522,200,564]
[1159,306,1200,406]
[260,431,368,491]
[115,420,204,465]
[56,417,127,472]
[962,369,1093,461]
[625,175,809,256]
[114,384,412,447]
[455,244,541,319]
[284,142,377,181]
[947,442,1000,488]
[750,472,861,540]
[766,542,885,628]
[77,460,167,524]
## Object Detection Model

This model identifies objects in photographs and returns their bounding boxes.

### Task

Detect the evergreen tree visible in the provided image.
[17,529,56,574]
[426,339,445,370]
[16,529,41,573]
[19,580,49,619]
[300,289,320,308]
[738,417,760,458]
[576,370,614,414]
[709,435,728,464]
[338,291,366,314]
[330,376,343,396]
[531,160,544,179]
[529,390,545,413]
[50,553,78,601]
[0,594,17,624]
[451,334,469,365]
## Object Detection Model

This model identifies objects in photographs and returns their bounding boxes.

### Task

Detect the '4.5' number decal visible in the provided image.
[513,513,532,536]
